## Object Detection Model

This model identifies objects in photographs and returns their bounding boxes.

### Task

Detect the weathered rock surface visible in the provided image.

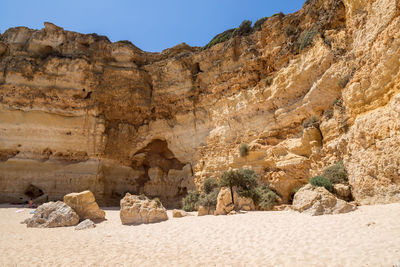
[215,187,238,215]
[120,193,168,225]
[75,219,96,230]
[64,190,105,221]
[172,209,188,218]
[197,205,215,216]
[292,184,357,216]
[1,0,400,207]
[22,201,79,228]
[237,196,255,211]
[333,184,352,201]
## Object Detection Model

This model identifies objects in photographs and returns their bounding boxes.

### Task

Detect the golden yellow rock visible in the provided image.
[64,191,105,221]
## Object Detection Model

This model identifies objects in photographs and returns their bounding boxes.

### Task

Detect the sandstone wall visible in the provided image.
[0,0,399,206]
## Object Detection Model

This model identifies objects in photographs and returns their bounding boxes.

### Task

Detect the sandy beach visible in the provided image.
[0,203,399,266]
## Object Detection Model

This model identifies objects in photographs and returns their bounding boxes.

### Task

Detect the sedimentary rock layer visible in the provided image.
[0,0,399,206]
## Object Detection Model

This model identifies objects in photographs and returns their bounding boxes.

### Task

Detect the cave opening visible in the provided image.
[131,139,192,208]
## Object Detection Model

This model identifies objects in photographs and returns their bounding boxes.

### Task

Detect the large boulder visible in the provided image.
[64,190,105,222]
[120,193,168,225]
[292,184,357,216]
[215,187,238,215]
[22,201,79,228]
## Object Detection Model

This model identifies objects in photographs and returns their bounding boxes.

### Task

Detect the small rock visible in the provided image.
[172,209,187,218]
[75,219,96,230]
[228,210,237,215]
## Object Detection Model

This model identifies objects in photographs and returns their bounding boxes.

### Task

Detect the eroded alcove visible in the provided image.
[130,139,195,208]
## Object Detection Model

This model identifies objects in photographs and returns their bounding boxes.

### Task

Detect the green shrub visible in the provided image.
[182,191,200,212]
[203,28,235,49]
[322,161,348,184]
[310,176,333,192]
[116,40,133,45]
[233,20,252,37]
[253,184,278,210]
[202,177,219,194]
[220,168,258,204]
[153,197,162,207]
[198,188,219,210]
[332,99,343,108]
[239,143,249,157]
[302,115,320,129]
[299,30,318,51]
[253,17,268,31]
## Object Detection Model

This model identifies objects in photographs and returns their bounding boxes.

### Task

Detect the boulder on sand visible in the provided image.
[22,201,79,228]
[120,193,168,225]
[292,184,356,216]
[214,187,238,215]
[64,190,105,221]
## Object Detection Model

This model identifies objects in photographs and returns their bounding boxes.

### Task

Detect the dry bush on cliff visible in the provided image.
[310,176,333,192]
[323,161,348,185]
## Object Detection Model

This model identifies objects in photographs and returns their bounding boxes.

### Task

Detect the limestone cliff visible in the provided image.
[0,0,399,207]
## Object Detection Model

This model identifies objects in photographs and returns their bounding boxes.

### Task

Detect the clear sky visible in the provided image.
[0,0,305,52]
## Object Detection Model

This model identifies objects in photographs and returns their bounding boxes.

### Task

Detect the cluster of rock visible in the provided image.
[22,190,105,229]
[198,187,255,216]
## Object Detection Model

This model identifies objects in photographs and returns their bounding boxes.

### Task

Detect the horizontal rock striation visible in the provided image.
[1,0,399,206]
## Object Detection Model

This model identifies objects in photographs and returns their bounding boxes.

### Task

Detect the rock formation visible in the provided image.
[215,187,238,215]
[1,0,399,207]
[22,201,79,228]
[63,190,105,221]
[292,184,356,215]
[120,193,168,225]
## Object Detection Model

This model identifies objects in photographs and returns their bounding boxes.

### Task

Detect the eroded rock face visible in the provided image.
[292,184,356,216]
[22,201,79,228]
[64,190,105,221]
[1,0,400,206]
[120,193,168,225]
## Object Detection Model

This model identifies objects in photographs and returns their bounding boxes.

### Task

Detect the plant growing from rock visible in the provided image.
[220,168,258,204]
[310,176,333,192]
[299,30,318,51]
[182,191,200,212]
[322,161,348,184]
[253,17,268,31]
[153,197,162,207]
[239,143,249,157]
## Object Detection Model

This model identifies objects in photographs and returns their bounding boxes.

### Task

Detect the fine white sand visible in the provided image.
[1,203,400,267]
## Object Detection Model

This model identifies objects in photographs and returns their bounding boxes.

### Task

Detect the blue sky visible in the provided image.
[0,0,305,52]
